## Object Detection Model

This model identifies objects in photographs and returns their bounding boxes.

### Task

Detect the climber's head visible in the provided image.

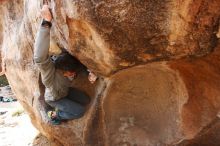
[52,51,82,79]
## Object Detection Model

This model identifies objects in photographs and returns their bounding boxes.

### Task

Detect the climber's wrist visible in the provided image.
[41,19,52,28]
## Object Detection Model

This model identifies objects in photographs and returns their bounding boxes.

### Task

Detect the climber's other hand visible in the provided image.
[88,71,98,84]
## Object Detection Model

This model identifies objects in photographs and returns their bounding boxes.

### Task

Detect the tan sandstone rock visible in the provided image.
[0,0,220,146]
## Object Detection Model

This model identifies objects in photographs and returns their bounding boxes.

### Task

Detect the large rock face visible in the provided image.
[0,0,220,146]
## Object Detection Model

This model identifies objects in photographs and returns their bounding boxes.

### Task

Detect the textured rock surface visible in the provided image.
[52,0,220,75]
[179,118,220,146]
[0,0,220,146]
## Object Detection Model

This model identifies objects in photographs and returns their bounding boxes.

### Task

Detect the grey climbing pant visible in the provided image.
[46,88,90,120]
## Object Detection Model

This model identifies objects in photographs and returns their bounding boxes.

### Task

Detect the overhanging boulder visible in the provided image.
[0,0,220,145]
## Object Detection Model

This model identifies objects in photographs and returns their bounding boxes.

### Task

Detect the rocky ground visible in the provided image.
[0,86,53,146]
[0,101,39,146]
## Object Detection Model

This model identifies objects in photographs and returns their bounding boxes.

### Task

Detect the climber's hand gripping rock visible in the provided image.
[40,4,52,22]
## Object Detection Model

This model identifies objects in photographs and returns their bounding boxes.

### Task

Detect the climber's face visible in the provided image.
[63,71,76,81]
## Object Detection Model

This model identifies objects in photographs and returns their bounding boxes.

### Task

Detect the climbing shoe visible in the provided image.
[47,110,61,125]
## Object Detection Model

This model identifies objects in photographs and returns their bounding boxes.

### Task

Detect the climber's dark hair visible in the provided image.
[53,50,86,73]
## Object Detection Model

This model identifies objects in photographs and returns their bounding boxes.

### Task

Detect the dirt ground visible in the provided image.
[0,100,61,146]
[0,101,39,146]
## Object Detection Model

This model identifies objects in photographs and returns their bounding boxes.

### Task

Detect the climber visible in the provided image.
[34,4,97,125]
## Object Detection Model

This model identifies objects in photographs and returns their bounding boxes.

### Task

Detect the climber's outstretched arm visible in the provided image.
[34,5,55,88]
[34,4,52,64]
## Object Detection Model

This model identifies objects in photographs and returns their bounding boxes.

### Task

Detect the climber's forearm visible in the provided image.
[34,26,50,63]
